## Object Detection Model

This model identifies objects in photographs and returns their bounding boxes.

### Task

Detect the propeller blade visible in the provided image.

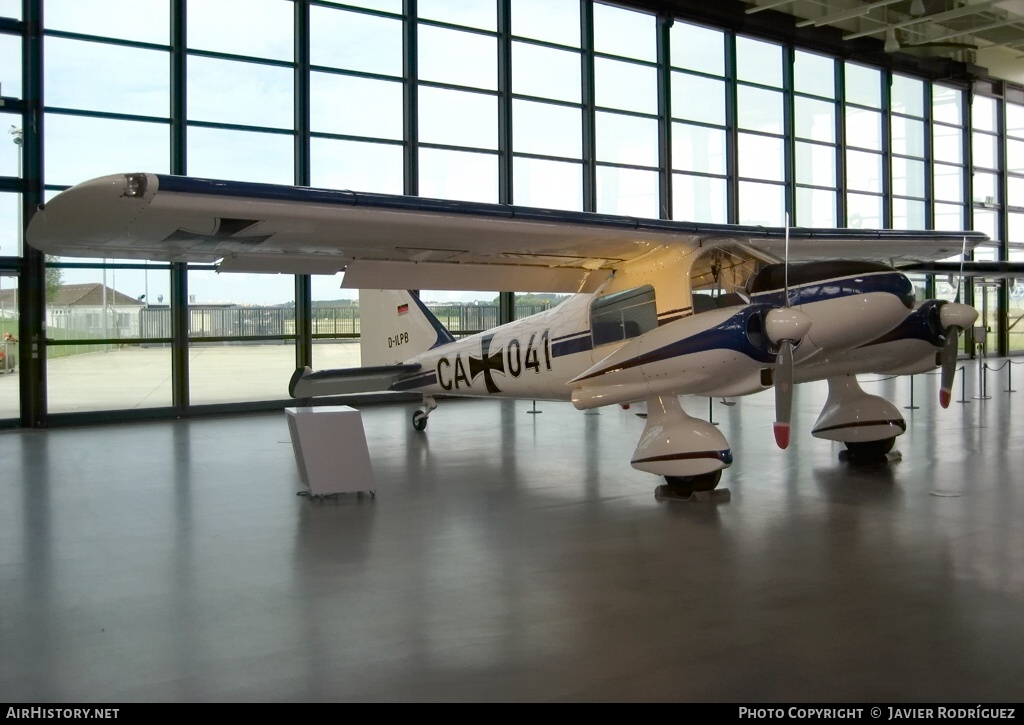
[939,328,960,409]
[937,302,977,408]
[774,339,794,449]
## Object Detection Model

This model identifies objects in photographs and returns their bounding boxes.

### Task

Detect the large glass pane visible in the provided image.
[933,84,963,126]
[512,42,580,103]
[188,0,292,61]
[46,0,168,44]
[934,202,964,230]
[972,208,998,241]
[796,187,836,227]
[188,56,292,129]
[0,34,18,98]
[513,100,581,158]
[845,63,880,108]
[738,181,784,226]
[310,138,403,194]
[512,0,579,47]
[512,157,582,211]
[972,95,998,133]
[736,36,781,88]
[846,193,882,228]
[1007,175,1024,207]
[795,96,835,143]
[0,276,16,419]
[593,3,655,62]
[795,141,835,188]
[595,165,658,218]
[311,73,403,140]
[1008,104,1024,139]
[738,133,783,182]
[673,173,726,224]
[933,124,964,164]
[595,58,657,114]
[419,148,498,202]
[892,157,925,198]
[187,127,293,185]
[794,50,834,99]
[45,39,168,118]
[417,87,493,149]
[934,164,963,202]
[1009,139,1024,175]
[972,131,999,170]
[846,106,881,150]
[973,170,998,204]
[46,266,173,414]
[846,150,882,193]
[419,0,496,31]
[737,86,783,134]
[310,7,402,76]
[45,115,169,187]
[0,0,20,19]
[672,123,726,175]
[419,87,497,150]
[891,75,924,117]
[2,114,20,177]
[187,269,296,406]
[669,21,724,76]
[0,191,19,256]
[595,111,658,167]
[892,198,926,230]
[419,25,497,91]
[671,73,725,125]
[891,116,925,158]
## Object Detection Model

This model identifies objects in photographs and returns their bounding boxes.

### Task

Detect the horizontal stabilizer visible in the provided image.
[289,364,421,398]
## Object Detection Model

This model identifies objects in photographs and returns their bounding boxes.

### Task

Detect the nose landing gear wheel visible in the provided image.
[412,411,428,432]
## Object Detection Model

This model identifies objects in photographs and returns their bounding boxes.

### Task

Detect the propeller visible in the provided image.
[765,215,812,449]
[938,238,977,408]
[766,307,812,448]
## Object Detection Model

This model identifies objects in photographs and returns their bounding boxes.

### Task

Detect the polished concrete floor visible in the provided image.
[1,364,1023,703]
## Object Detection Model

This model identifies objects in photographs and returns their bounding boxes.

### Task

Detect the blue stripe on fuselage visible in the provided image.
[574,307,775,382]
[552,331,593,358]
[750,271,914,309]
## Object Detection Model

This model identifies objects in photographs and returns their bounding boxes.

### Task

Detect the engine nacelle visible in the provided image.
[811,375,906,444]
[630,395,732,478]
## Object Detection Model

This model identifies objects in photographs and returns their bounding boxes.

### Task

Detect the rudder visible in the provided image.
[358,290,455,367]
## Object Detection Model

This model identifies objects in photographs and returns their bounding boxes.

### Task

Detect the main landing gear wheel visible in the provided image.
[411,410,428,432]
[842,437,895,465]
[655,470,723,501]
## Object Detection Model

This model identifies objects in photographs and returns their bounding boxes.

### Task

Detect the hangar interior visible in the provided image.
[2,0,1024,703]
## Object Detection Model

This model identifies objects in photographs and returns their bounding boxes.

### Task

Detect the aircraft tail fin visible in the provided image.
[358,290,455,366]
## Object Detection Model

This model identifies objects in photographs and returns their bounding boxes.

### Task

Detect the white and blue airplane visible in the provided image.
[28,173,986,498]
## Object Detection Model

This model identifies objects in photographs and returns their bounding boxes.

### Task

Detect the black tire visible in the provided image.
[660,469,723,498]
[844,437,895,464]
[412,411,428,432]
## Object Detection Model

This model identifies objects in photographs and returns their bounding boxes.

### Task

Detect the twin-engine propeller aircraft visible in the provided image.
[28,173,987,498]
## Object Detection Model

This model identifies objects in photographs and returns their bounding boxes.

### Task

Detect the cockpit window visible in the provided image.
[591,285,658,347]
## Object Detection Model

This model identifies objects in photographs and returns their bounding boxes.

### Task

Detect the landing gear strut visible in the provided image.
[411,396,437,432]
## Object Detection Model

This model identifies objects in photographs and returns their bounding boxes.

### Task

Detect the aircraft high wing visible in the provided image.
[28,173,994,500]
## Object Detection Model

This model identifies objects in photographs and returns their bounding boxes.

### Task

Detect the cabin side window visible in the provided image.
[590,285,658,347]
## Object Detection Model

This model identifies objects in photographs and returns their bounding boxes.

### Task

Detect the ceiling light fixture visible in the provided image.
[910,0,925,16]
[885,28,900,52]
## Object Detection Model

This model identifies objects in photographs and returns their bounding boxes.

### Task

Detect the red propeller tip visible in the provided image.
[939,389,951,409]
[774,422,791,449]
